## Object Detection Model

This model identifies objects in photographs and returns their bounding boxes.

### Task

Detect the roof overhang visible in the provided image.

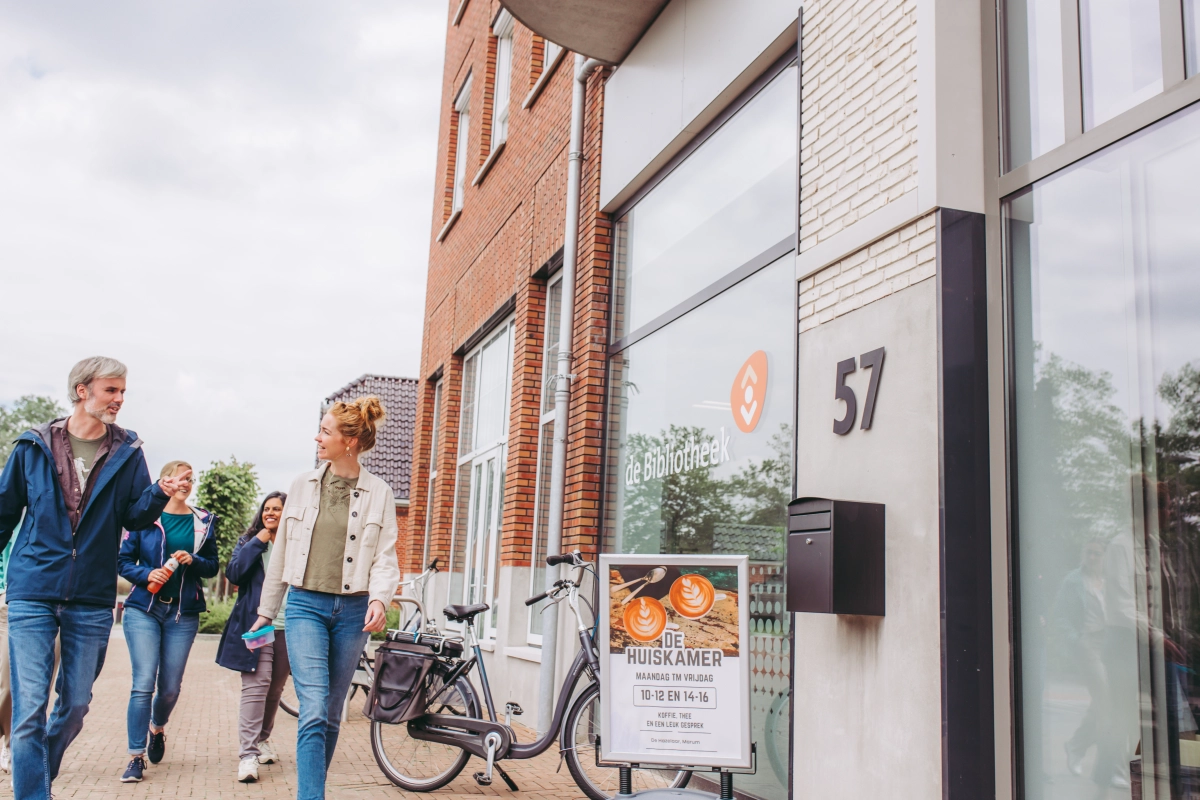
[500,0,671,64]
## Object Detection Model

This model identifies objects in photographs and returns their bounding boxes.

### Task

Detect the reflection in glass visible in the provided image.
[1003,0,1066,167]
[1007,101,1200,799]
[605,256,793,800]
[611,65,796,340]
[1080,0,1162,129]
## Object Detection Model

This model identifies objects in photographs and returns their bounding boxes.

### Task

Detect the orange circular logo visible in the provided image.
[669,574,717,619]
[731,351,768,433]
[624,596,668,642]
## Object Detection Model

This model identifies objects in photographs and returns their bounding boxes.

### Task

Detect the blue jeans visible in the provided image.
[286,588,369,800]
[7,600,113,800]
[122,603,200,753]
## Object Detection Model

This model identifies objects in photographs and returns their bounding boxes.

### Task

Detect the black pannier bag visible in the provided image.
[364,640,437,724]
[365,631,466,724]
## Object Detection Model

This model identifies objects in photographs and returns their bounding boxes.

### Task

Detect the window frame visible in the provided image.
[451,75,473,214]
[445,317,515,640]
[526,272,563,645]
[492,10,514,148]
[420,379,443,572]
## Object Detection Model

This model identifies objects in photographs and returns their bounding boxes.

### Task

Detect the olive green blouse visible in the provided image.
[301,469,364,594]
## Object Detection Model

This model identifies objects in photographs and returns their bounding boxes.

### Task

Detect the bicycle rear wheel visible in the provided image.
[564,682,691,800]
[371,673,478,791]
[279,676,299,718]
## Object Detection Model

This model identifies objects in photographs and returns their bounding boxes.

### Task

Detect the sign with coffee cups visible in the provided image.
[599,554,751,770]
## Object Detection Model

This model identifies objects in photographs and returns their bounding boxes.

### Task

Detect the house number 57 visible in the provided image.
[833,347,885,435]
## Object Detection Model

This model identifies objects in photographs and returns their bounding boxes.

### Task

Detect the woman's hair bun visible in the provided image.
[329,395,386,454]
[354,395,385,424]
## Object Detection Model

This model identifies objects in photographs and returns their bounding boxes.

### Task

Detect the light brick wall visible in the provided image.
[798,213,934,332]
[800,0,918,252]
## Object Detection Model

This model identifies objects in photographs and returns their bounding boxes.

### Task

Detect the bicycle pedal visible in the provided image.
[473,771,493,786]
[504,702,524,716]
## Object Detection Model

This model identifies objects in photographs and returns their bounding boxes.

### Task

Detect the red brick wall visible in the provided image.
[405,0,610,580]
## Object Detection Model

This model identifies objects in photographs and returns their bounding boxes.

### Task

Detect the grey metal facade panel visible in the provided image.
[500,0,670,63]
[320,374,419,501]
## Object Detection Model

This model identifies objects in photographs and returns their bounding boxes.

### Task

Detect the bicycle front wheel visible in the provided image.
[564,682,691,800]
[371,673,477,791]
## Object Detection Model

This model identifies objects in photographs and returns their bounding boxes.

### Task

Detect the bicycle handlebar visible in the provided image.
[427,557,440,572]
[525,590,549,607]
[546,550,587,567]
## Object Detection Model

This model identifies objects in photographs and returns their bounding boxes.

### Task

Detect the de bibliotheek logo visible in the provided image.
[731,351,767,433]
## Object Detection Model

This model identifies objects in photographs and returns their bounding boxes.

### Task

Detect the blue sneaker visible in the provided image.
[147,730,166,764]
[121,756,146,782]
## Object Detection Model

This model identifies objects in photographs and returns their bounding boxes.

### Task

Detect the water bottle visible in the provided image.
[148,557,180,594]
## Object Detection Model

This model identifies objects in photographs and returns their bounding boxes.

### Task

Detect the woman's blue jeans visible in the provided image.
[122,603,200,754]
[285,588,369,800]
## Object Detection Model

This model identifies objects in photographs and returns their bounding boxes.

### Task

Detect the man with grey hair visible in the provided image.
[0,356,190,800]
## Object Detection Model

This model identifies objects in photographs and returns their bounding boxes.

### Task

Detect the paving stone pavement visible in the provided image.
[0,632,589,800]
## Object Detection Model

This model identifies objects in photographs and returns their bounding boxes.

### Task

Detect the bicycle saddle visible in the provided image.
[443,603,490,622]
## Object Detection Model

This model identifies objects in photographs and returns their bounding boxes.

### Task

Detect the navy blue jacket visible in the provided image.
[0,422,169,607]
[216,532,272,672]
[118,508,219,616]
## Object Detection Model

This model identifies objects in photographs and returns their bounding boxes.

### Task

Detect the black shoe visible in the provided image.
[121,756,146,783]
[147,730,166,764]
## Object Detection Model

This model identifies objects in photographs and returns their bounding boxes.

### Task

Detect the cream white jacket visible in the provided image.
[257,462,400,618]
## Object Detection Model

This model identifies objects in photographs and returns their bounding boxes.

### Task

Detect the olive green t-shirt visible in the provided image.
[301,469,361,594]
[67,432,104,488]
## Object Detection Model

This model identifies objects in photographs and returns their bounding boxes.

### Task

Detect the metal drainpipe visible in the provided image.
[537,53,604,735]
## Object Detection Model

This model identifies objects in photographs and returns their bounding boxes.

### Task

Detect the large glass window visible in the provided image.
[447,320,514,638]
[605,256,794,800]
[1007,101,1200,798]
[1002,0,1065,168]
[611,64,797,340]
[1080,0,1163,129]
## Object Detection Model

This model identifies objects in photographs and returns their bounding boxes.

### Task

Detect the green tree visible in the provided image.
[0,395,67,469]
[195,457,259,596]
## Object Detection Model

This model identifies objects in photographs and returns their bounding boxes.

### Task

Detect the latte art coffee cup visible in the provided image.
[669,574,726,619]
[624,596,668,642]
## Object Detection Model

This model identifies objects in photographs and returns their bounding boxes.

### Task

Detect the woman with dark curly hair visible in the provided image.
[217,491,290,782]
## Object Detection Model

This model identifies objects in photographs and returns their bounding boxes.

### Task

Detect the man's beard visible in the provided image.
[83,395,118,424]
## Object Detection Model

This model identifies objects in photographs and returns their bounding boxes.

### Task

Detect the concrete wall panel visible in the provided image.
[792,277,941,799]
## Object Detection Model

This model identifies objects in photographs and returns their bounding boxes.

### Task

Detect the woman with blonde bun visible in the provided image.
[250,396,400,800]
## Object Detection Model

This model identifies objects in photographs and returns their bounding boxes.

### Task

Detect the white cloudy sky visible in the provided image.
[0,1,445,494]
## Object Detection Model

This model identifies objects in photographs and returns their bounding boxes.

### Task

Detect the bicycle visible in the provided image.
[369,551,692,800]
[277,560,442,718]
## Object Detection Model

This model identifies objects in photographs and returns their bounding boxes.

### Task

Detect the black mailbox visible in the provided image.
[786,497,885,616]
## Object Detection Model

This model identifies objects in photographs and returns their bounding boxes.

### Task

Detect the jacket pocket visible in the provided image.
[283,506,305,539]
[360,509,385,550]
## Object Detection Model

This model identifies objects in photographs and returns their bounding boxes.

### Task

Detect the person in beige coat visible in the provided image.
[250,396,400,800]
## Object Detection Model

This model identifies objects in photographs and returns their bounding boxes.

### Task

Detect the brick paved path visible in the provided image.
[0,632,587,800]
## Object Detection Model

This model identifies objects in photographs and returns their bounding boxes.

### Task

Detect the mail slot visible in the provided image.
[786,497,885,616]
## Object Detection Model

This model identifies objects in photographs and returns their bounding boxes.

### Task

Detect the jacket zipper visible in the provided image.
[148,522,165,613]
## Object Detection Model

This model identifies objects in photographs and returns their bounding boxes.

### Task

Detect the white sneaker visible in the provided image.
[1,740,9,773]
[257,739,277,764]
[238,756,259,783]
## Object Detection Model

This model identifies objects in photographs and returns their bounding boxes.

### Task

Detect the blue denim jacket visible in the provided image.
[119,508,219,617]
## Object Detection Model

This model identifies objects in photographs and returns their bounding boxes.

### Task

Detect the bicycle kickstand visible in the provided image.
[473,732,520,791]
